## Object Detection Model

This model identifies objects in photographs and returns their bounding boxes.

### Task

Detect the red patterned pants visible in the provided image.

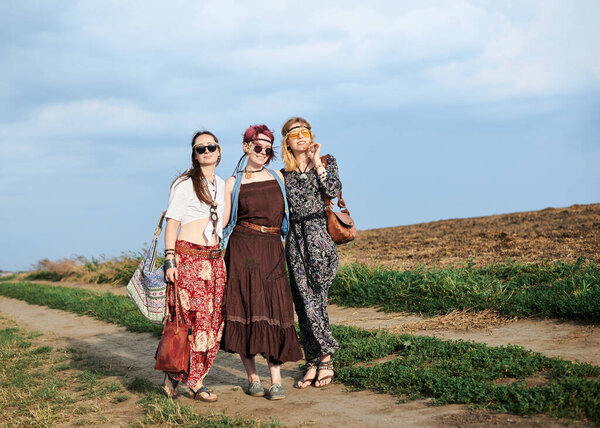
[168,240,226,390]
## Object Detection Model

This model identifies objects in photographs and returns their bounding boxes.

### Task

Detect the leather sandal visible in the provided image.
[295,361,318,389]
[162,374,179,398]
[314,360,335,388]
[191,385,218,402]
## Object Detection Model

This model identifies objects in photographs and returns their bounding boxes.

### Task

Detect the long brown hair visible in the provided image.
[281,117,313,172]
[172,131,221,206]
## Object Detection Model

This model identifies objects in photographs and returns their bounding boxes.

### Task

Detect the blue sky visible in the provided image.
[1,0,599,270]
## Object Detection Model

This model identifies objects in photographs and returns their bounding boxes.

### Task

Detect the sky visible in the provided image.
[1,0,599,270]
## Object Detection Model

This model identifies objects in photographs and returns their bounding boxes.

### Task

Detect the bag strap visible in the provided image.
[148,211,167,270]
[320,155,349,213]
[153,211,167,239]
[166,278,185,333]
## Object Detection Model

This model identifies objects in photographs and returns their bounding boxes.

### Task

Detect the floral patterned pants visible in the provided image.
[168,240,225,390]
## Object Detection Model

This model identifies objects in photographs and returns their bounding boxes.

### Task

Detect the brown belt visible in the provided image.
[175,245,222,259]
[238,221,280,235]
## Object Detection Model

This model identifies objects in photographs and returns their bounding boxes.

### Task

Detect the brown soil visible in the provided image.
[338,203,600,269]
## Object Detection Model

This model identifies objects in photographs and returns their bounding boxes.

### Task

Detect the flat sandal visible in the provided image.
[162,374,179,398]
[191,385,218,402]
[314,360,335,388]
[295,361,318,389]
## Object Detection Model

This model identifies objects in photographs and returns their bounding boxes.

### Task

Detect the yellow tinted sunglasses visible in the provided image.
[287,127,311,139]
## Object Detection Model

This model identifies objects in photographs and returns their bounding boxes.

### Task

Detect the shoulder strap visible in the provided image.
[153,211,167,238]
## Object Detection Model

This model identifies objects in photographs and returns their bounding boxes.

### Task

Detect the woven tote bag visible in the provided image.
[127,212,167,324]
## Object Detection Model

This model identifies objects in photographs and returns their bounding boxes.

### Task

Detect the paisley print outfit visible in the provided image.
[282,154,342,362]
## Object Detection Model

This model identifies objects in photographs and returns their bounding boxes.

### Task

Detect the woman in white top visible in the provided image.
[161,131,226,402]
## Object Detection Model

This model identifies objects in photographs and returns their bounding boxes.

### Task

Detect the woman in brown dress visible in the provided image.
[220,125,303,400]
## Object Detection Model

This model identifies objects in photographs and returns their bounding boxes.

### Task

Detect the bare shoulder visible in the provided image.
[225,176,236,191]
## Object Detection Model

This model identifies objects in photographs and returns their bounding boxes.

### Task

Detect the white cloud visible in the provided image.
[428,1,600,98]
[0,99,173,139]
[3,0,599,110]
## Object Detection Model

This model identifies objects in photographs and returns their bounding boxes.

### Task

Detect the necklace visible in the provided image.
[204,178,219,234]
[298,161,312,180]
[244,167,264,179]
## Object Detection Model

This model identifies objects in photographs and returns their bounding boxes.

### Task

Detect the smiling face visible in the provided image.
[285,122,313,153]
[193,133,221,167]
[244,133,273,167]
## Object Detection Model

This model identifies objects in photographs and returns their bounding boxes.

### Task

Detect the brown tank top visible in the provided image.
[237,180,284,228]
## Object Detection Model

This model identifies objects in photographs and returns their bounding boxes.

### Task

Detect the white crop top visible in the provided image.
[165,176,226,241]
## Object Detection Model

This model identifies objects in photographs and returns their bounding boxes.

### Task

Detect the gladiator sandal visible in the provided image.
[314,360,335,388]
[295,360,318,389]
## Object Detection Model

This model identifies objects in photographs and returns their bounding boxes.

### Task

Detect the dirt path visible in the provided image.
[328,306,600,366]
[32,280,600,365]
[1,296,594,427]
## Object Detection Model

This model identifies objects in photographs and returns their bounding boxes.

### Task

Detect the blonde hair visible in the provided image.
[281,117,314,172]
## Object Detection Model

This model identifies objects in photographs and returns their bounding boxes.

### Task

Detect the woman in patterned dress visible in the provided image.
[220,125,303,400]
[161,131,226,402]
[280,117,342,388]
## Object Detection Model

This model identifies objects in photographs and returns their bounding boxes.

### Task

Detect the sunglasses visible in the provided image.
[248,138,274,156]
[251,145,273,156]
[194,144,219,155]
[287,128,311,139]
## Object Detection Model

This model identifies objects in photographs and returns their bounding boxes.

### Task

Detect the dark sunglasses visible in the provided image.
[194,144,219,155]
[252,145,273,156]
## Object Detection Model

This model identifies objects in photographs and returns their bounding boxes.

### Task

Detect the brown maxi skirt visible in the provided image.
[220,180,303,364]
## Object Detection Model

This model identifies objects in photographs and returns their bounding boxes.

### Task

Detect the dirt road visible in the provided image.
[1,295,594,427]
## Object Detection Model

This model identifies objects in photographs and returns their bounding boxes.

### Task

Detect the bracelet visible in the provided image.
[164,258,177,270]
[164,248,175,256]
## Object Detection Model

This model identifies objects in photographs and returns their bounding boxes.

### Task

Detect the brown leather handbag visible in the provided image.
[321,155,357,245]
[154,280,191,374]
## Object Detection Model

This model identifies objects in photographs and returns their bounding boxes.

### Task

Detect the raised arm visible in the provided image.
[318,154,342,199]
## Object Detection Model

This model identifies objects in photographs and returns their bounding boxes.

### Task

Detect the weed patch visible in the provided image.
[0,327,134,426]
[21,252,145,285]
[330,259,600,322]
[333,324,600,423]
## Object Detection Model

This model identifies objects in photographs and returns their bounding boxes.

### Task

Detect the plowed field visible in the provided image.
[338,203,600,270]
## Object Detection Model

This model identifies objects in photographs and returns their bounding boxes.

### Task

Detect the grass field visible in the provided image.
[8,256,599,324]
[330,258,600,322]
[0,322,281,427]
[1,281,598,424]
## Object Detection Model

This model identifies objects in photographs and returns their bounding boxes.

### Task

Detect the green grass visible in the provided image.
[332,325,600,422]
[0,325,281,427]
[0,327,123,426]
[137,390,283,427]
[330,258,600,322]
[1,281,598,423]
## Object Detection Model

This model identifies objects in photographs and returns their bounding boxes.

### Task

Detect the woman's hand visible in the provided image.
[165,267,178,283]
[310,142,322,166]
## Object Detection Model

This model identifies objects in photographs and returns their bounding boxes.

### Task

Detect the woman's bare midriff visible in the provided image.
[177,218,219,246]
